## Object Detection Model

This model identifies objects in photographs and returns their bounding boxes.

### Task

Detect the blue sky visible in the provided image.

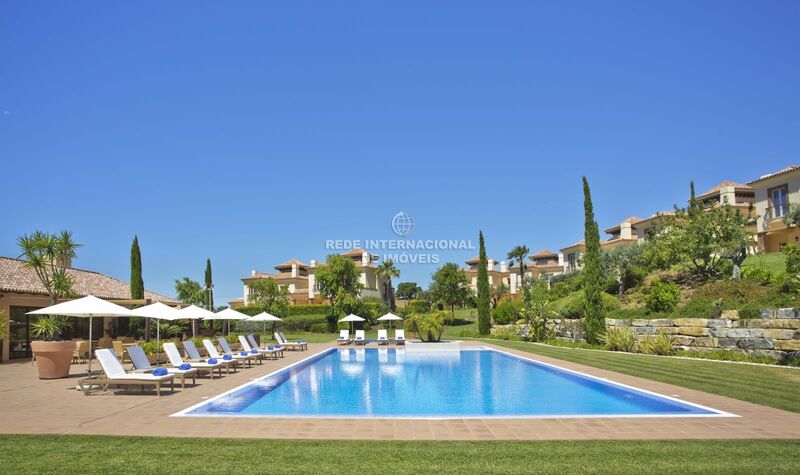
[1,1,798,305]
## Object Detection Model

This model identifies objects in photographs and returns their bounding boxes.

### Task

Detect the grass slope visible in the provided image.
[0,435,797,474]
[742,252,786,274]
[484,340,800,413]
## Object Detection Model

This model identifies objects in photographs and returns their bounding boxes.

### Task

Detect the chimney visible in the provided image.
[500,260,507,272]
[720,185,736,205]
[251,270,256,276]
[362,252,369,266]
[620,221,633,240]
[291,264,298,278]
[487,259,495,271]
[310,259,317,267]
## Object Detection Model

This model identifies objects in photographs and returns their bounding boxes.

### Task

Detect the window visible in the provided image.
[769,185,789,219]
[567,253,576,270]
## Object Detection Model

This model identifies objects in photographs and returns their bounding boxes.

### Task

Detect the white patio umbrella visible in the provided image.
[339,313,365,334]
[128,302,182,365]
[177,304,216,337]
[205,307,249,335]
[377,312,403,330]
[247,311,283,335]
[27,295,131,374]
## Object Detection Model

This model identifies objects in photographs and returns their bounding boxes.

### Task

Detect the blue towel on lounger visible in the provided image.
[223,354,232,361]
[275,344,281,349]
[179,363,191,370]
[207,358,218,364]
[267,346,274,350]
[152,368,168,376]
[240,351,248,356]
[251,349,258,354]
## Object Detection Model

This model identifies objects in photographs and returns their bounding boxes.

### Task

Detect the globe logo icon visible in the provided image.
[391,212,414,237]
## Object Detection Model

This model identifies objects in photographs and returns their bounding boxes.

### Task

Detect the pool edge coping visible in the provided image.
[171,345,738,420]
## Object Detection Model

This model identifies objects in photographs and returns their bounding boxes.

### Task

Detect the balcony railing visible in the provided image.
[766,204,789,221]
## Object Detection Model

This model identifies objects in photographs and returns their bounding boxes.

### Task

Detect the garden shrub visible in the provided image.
[308,322,330,333]
[741,267,773,284]
[286,304,333,316]
[691,278,770,306]
[491,299,522,325]
[644,279,681,313]
[738,302,761,319]
[672,298,723,318]
[550,290,620,319]
[640,333,675,355]
[492,326,520,341]
[600,326,638,352]
[281,314,328,331]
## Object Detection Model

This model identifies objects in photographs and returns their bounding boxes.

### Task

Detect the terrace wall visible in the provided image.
[498,309,800,361]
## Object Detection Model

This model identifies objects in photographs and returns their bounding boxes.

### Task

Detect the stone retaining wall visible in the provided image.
[496,309,800,361]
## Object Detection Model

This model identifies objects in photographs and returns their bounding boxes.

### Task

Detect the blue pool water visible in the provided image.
[182,348,722,418]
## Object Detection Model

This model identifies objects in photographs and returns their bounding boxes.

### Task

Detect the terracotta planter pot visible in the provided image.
[31,340,75,379]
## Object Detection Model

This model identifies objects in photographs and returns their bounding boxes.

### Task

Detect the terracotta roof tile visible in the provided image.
[696,180,753,199]
[273,258,309,269]
[0,256,174,303]
[530,250,557,258]
[747,165,800,185]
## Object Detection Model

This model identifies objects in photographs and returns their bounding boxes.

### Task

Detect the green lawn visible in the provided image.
[742,252,786,274]
[484,340,800,413]
[0,435,797,474]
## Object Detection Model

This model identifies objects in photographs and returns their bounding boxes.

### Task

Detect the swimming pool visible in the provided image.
[176,347,732,418]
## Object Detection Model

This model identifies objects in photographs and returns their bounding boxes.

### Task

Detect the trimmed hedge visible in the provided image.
[551,291,620,319]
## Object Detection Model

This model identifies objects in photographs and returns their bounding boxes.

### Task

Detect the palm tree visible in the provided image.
[17,230,81,305]
[507,245,530,287]
[377,259,401,310]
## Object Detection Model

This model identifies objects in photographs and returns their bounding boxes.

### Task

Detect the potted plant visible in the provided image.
[30,316,74,379]
[17,230,81,378]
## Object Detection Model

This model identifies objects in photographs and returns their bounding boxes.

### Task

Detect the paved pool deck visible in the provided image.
[1,340,799,440]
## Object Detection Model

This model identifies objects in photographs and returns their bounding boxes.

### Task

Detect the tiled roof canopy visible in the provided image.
[531,250,557,258]
[273,258,309,269]
[0,256,174,303]
[747,165,800,185]
[696,180,753,199]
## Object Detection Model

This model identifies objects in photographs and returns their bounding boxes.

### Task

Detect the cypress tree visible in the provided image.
[582,177,605,343]
[130,236,144,299]
[477,231,491,335]
[205,258,214,310]
[130,236,147,340]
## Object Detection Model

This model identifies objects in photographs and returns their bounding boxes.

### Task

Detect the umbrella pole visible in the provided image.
[157,324,161,366]
[88,316,93,375]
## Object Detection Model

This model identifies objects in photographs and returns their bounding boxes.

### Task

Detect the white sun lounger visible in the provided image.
[79,348,174,396]
[239,335,276,361]
[246,334,284,359]
[184,340,236,374]
[126,345,197,388]
[354,329,366,345]
[337,329,351,345]
[203,339,254,368]
[395,329,405,345]
[275,332,307,351]
[377,329,389,345]
[218,338,261,366]
[163,342,223,379]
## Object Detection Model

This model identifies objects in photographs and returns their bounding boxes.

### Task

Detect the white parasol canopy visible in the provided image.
[128,302,182,365]
[177,304,216,320]
[205,307,250,334]
[247,311,283,334]
[27,295,131,374]
[377,313,403,321]
[339,313,365,333]
[377,312,403,330]
[339,314,365,323]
